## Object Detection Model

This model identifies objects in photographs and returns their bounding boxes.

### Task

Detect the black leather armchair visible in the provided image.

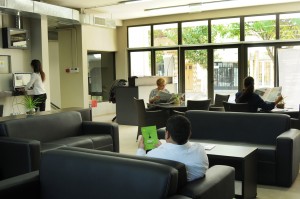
[134,98,168,140]
[209,94,230,111]
[173,99,211,115]
[223,101,249,112]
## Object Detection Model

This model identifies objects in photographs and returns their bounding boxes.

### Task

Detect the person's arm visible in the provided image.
[136,136,146,156]
[256,95,275,111]
[25,73,35,91]
[149,90,159,104]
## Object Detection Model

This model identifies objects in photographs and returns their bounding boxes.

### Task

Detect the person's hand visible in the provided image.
[137,135,145,149]
[275,95,283,105]
[155,140,162,147]
[150,96,160,103]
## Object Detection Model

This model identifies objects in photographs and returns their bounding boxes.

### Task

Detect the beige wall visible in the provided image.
[58,25,118,115]
[49,40,61,108]
[0,15,50,116]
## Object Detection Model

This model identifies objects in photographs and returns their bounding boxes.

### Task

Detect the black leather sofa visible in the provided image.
[158,110,300,187]
[0,111,119,180]
[0,148,235,199]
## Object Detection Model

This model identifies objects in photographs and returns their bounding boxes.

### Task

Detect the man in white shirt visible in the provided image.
[136,115,209,182]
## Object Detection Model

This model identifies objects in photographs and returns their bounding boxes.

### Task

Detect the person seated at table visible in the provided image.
[149,77,170,104]
[136,115,209,182]
[235,76,283,112]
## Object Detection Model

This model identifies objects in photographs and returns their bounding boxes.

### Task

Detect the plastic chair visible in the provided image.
[223,102,249,112]
[134,98,168,140]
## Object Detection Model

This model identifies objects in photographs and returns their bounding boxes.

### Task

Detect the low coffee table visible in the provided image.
[201,143,257,199]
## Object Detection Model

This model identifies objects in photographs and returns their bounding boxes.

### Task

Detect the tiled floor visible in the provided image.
[93,114,300,199]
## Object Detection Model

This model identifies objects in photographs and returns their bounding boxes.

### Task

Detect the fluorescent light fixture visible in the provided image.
[93,54,101,59]
[119,0,151,5]
[145,0,299,15]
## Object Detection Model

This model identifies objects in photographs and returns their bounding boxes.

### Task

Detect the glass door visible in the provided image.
[213,48,239,102]
[183,49,208,100]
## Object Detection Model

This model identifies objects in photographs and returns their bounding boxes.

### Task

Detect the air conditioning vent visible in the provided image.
[94,17,106,26]
[0,0,6,7]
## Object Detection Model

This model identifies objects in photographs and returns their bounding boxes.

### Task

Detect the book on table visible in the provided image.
[141,125,159,150]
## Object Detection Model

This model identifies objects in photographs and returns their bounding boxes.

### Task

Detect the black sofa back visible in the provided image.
[0,111,82,142]
[186,110,291,145]
[42,149,179,199]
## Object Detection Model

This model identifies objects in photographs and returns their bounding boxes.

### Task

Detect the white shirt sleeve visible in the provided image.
[25,73,36,91]
[136,148,147,156]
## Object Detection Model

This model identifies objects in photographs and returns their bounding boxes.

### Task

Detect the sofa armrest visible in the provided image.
[81,121,119,152]
[276,129,300,187]
[179,165,235,199]
[0,137,40,180]
[0,171,40,199]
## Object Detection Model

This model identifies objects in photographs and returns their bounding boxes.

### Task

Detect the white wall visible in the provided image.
[49,40,61,108]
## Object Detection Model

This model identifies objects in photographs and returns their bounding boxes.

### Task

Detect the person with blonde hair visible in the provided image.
[149,77,170,104]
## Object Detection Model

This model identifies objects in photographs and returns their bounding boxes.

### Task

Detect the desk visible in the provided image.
[0,107,92,122]
[260,108,299,119]
[202,143,257,199]
[149,103,187,116]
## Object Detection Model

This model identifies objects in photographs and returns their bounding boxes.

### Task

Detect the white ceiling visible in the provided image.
[42,0,300,21]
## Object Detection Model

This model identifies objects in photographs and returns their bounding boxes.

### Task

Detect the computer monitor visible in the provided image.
[13,73,32,89]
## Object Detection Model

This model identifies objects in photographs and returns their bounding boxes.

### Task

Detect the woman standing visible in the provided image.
[25,59,47,111]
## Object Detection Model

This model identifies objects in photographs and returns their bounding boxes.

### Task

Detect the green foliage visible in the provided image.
[18,95,41,113]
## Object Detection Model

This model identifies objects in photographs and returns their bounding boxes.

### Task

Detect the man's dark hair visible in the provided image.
[166,115,191,145]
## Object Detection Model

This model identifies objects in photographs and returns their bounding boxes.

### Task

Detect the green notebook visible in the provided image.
[141,125,159,150]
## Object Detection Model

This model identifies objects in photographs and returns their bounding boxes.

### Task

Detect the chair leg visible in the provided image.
[136,126,141,141]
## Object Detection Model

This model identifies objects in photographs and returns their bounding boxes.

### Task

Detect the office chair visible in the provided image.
[134,98,168,140]
[223,101,249,112]
[173,99,211,115]
[108,79,127,121]
[209,94,230,111]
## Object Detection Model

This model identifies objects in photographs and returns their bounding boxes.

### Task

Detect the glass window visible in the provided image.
[130,51,151,77]
[128,26,151,48]
[184,49,208,100]
[182,21,208,44]
[211,18,240,43]
[153,23,178,46]
[278,46,300,109]
[245,15,276,41]
[88,52,115,102]
[248,47,275,88]
[213,48,239,102]
[155,50,178,91]
[279,13,300,40]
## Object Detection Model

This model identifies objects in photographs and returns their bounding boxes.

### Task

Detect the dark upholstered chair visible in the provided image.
[209,94,230,111]
[223,102,249,112]
[134,98,168,140]
[173,99,211,115]
[291,106,300,129]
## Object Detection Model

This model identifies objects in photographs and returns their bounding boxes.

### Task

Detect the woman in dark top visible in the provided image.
[235,76,283,112]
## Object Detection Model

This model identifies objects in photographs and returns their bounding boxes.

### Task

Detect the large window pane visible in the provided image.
[245,15,276,41]
[130,51,151,76]
[153,23,178,46]
[278,46,300,109]
[211,18,240,43]
[279,13,300,40]
[128,26,151,48]
[182,21,208,44]
[248,47,275,88]
[213,48,238,101]
[184,49,208,100]
[155,50,178,91]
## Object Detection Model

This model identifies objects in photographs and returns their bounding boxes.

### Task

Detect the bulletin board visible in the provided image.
[0,55,11,74]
